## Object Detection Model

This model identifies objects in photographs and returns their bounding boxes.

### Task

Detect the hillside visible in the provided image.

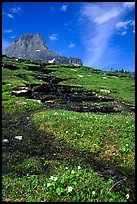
[2,55,135,202]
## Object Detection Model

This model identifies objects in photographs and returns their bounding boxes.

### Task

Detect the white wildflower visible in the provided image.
[77,166,81,170]
[49,176,54,180]
[65,167,68,170]
[71,170,75,174]
[92,191,96,195]
[67,186,73,192]
[53,177,58,181]
[126,144,129,147]
[126,193,129,199]
[47,183,51,187]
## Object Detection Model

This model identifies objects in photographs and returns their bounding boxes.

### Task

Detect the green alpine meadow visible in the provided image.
[2,55,135,202]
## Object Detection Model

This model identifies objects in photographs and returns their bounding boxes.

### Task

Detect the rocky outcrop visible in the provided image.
[69,57,82,66]
[5,33,83,66]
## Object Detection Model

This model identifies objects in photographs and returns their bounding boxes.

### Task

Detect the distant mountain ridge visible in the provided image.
[5,33,83,65]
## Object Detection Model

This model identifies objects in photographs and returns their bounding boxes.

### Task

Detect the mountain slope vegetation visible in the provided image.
[2,55,135,202]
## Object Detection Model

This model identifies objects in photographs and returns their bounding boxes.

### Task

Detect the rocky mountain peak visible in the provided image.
[5,33,82,66]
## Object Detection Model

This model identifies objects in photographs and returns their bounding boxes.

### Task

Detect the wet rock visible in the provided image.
[2,64,20,70]
[69,95,113,102]
[24,66,40,71]
[12,89,29,96]
[11,87,31,97]
[15,73,28,81]
[120,102,135,112]
[35,75,68,84]
[68,103,121,113]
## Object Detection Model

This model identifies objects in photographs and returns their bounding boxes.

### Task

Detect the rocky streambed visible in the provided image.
[10,73,135,114]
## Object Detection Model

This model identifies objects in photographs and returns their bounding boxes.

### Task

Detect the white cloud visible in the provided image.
[68,43,75,48]
[68,28,72,32]
[80,2,135,67]
[115,20,132,30]
[81,4,122,25]
[130,20,135,32]
[64,20,72,26]
[49,36,57,40]
[17,6,21,11]
[7,13,14,19]
[11,8,18,13]
[2,29,12,33]
[10,35,16,39]
[81,3,123,66]
[49,34,58,41]
[118,31,127,36]
[94,8,121,24]
[10,6,22,14]
[60,5,68,12]
[123,2,135,9]
[50,6,54,11]
[116,19,135,35]
[130,20,135,27]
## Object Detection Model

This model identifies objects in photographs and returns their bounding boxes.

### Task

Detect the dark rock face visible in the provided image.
[69,57,82,66]
[5,33,83,66]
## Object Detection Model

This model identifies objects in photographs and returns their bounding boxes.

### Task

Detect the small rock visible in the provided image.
[107,169,114,175]
[36,100,42,104]
[15,101,27,105]
[3,139,9,143]
[15,136,23,141]
[100,89,110,93]
[12,90,28,94]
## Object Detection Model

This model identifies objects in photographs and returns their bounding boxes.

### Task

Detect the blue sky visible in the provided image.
[2,2,135,72]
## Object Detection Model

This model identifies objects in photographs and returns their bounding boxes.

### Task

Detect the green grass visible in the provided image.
[45,66,134,103]
[2,163,129,202]
[32,110,135,172]
[2,56,135,202]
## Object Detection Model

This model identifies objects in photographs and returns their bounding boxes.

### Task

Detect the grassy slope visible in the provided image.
[2,56,135,202]
[45,65,135,103]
